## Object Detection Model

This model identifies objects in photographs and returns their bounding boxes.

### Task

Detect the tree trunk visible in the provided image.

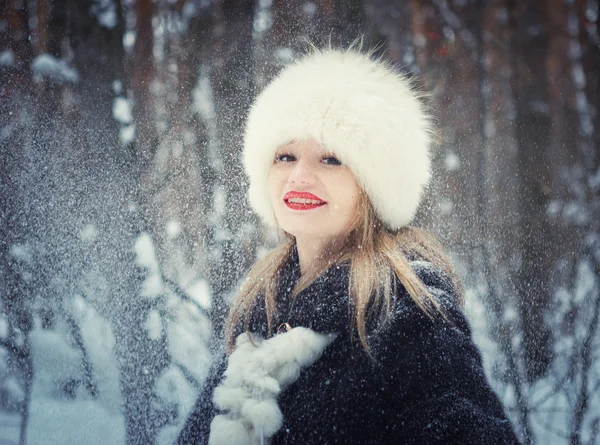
[363,0,414,68]
[507,0,554,383]
[476,1,532,441]
[65,0,171,443]
[207,0,258,346]
[0,3,36,444]
[132,0,158,175]
[317,0,364,46]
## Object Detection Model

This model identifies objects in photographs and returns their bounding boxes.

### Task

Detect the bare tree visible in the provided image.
[205,0,258,346]
[1,2,36,444]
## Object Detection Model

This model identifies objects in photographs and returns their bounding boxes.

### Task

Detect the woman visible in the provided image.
[178,48,519,445]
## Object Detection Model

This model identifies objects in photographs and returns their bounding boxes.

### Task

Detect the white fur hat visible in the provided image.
[243,48,433,230]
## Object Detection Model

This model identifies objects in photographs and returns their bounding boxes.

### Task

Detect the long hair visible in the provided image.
[225,191,463,354]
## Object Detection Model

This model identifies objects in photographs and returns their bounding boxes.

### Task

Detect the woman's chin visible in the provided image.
[284,226,325,239]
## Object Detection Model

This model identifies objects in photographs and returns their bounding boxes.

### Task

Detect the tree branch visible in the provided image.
[0,337,25,359]
[173,361,202,391]
[569,251,600,444]
[162,276,208,317]
[65,314,98,398]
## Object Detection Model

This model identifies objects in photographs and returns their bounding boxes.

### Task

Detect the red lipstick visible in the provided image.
[283,191,327,210]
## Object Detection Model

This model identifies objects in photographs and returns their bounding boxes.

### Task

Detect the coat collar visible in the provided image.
[249,246,352,337]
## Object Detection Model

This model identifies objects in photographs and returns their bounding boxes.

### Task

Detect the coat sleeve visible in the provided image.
[176,355,226,445]
[374,263,521,445]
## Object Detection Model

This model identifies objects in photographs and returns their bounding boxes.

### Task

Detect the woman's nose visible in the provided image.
[289,159,316,184]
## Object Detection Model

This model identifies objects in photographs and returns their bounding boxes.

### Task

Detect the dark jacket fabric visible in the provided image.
[177,249,520,445]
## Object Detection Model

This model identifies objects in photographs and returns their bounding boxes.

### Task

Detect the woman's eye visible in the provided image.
[322,156,341,165]
[275,153,295,162]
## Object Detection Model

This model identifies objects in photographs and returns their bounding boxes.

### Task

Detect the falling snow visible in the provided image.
[1,2,598,445]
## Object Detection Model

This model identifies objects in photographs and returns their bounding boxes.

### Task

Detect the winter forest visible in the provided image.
[0,0,599,444]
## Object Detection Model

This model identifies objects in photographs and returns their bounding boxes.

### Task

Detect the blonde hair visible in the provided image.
[226,192,463,354]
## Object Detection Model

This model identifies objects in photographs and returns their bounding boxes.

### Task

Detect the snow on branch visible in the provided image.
[0,49,15,67]
[162,277,209,317]
[31,54,79,84]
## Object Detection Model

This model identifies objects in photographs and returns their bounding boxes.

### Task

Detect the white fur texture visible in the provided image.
[243,48,433,230]
[209,327,337,445]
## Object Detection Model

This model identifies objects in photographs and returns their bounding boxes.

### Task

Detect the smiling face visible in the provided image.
[268,139,362,246]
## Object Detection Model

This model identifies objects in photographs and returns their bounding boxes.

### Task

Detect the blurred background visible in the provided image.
[1,0,599,444]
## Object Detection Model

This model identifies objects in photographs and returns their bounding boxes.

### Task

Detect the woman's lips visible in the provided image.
[283,191,326,210]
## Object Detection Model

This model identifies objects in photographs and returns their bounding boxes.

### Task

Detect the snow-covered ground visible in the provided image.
[0,412,20,445]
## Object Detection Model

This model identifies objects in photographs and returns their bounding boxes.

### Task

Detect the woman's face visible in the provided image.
[268,139,361,244]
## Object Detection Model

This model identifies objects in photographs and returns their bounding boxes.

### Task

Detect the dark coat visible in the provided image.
[177,249,520,445]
